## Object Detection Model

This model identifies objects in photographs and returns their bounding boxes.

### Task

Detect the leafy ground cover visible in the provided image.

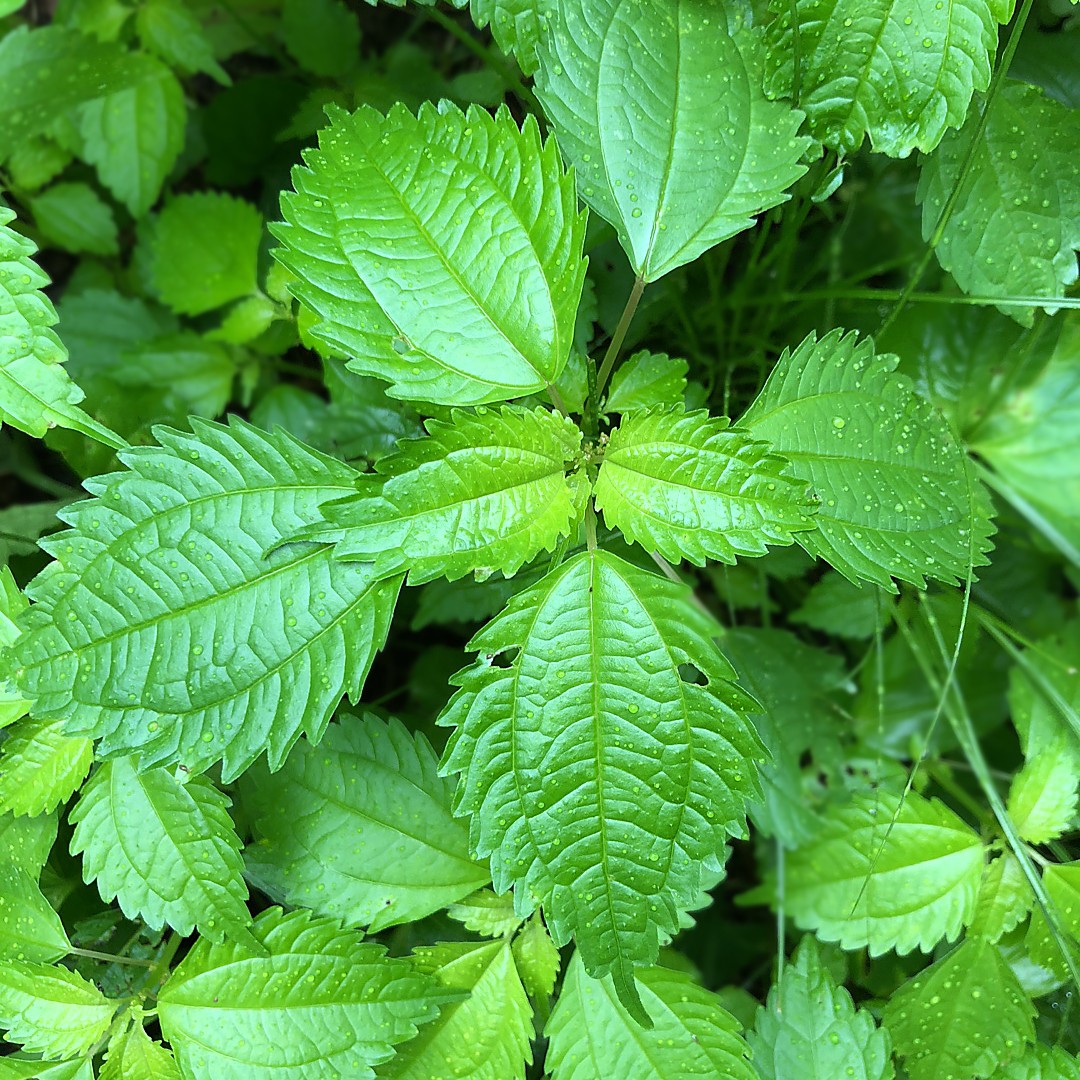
[1,0,1080,1076]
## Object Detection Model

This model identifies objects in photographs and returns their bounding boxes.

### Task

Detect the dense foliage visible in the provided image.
[1,0,1079,1076]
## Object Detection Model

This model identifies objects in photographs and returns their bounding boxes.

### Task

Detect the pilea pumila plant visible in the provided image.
[1,0,1080,1077]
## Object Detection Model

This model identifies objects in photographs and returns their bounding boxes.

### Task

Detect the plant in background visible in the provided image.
[0,0,1079,1077]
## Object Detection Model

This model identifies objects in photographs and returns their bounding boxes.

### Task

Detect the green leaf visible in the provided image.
[30,182,118,257]
[512,914,560,1000]
[281,0,360,77]
[995,1044,1080,1080]
[973,327,1080,560]
[722,628,845,849]
[883,937,1035,1080]
[0,25,155,147]
[446,889,522,938]
[535,0,807,281]
[274,101,586,406]
[99,1022,182,1080]
[748,937,893,1080]
[440,548,762,1021]
[545,952,756,1079]
[917,81,1080,326]
[604,350,688,415]
[0,208,124,449]
[0,812,57,878]
[151,193,263,316]
[77,57,186,217]
[157,907,447,1080]
[594,406,816,566]
[1007,740,1079,844]
[14,419,401,781]
[784,789,985,955]
[469,0,552,74]
[69,756,251,944]
[238,715,488,932]
[376,939,532,1080]
[0,1056,93,1080]
[135,0,229,83]
[1027,862,1080,978]
[0,961,114,1060]
[971,851,1032,943]
[0,717,93,817]
[0,863,70,963]
[310,405,587,583]
[741,329,994,590]
[790,571,889,639]
[764,0,1013,156]
[1006,621,1080,761]
[0,568,32,729]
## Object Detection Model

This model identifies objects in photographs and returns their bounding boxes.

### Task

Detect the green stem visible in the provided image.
[594,276,646,401]
[877,0,1036,336]
[144,932,183,999]
[69,947,154,968]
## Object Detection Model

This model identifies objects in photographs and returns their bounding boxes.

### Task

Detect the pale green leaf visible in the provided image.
[440,548,762,1022]
[546,952,755,1079]
[971,851,1032,943]
[512,914,560,1000]
[99,1022,182,1080]
[77,58,186,217]
[469,0,552,74]
[0,25,156,147]
[157,907,447,1080]
[764,0,1013,156]
[135,0,229,83]
[0,209,124,448]
[790,571,889,639]
[310,405,587,583]
[151,193,263,316]
[0,812,57,878]
[1007,740,1079,844]
[446,888,522,938]
[0,961,114,1060]
[69,756,252,944]
[0,863,70,963]
[282,0,360,77]
[741,328,994,590]
[273,101,586,405]
[377,939,532,1080]
[30,183,118,257]
[973,324,1080,559]
[0,568,32,728]
[995,1044,1080,1080]
[1027,862,1080,978]
[748,937,893,1080]
[14,419,401,781]
[604,350,688,415]
[918,81,1080,326]
[0,1056,92,1080]
[883,937,1035,1080]
[535,0,807,281]
[594,406,816,566]
[784,789,985,955]
[0,717,93,817]
[239,715,488,933]
[3,135,70,194]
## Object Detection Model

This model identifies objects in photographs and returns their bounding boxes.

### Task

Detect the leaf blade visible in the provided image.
[273,102,587,404]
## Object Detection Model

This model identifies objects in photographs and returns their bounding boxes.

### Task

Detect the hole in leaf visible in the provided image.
[678,663,707,685]
[486,647,519,670]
